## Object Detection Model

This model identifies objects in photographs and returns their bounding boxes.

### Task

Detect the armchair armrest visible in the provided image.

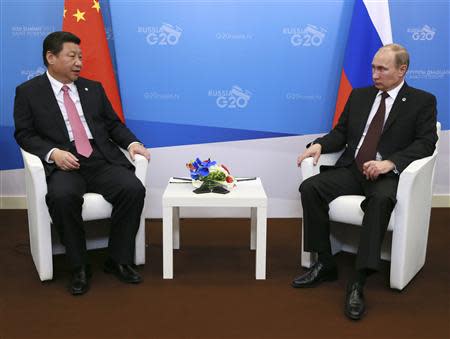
[300,150,344,180]
[118,147,149,185]
[395,152,438,226]
[118,147,149,266]
[20,148,49,217]
[390,152,438,289]
[20,148,53,280]
[21,148,47,185]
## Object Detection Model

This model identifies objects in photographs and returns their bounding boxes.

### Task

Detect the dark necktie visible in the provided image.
[61,85,93,158]
[355,91,389,171]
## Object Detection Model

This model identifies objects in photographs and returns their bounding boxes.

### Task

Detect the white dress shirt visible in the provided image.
[45,72,141,162]
[45,72,94,162]
[46,71,94,141]
[354,80,405,161]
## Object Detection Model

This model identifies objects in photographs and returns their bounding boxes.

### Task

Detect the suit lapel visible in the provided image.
[75,79,96,138]
[40,74,70,140]
[382,83,409,134]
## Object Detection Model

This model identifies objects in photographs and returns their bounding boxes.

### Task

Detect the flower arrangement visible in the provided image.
[186,158,236,193]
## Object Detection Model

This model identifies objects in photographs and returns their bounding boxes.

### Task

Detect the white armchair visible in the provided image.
[21,147,149,281]
[300,122,441,290]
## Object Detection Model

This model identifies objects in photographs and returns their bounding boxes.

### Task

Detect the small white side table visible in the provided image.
[162,178,268,279]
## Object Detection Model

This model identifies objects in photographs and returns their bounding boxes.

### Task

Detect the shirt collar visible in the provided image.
[378,80,404,101]
[46,71,77,95]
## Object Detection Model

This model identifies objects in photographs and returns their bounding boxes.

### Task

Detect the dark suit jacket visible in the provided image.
[14,74,139,176]
[314,83,437,173]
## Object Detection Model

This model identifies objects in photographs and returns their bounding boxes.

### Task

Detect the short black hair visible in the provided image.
[42,31,81,66]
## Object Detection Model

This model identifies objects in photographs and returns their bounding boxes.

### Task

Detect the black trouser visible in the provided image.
[45,142,145,268]
[299,162,398,271]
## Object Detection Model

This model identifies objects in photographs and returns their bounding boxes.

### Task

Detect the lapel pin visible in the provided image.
[85,88,88,91]
[402,97,406,102]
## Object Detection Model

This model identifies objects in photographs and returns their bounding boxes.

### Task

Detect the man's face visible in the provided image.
[46,42,82,84]
[371,49,407,92]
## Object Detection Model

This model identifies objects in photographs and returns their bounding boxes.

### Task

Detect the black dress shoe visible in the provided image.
[345,282,366,320]
[70,265,91,296]
[104,258,142,284]
[291,262,338,288]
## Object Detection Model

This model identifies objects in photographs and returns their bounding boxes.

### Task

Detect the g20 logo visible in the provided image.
[408,25,436,41]
[290,25,327,47]
[146,23,182,46]
[216,86,252,109]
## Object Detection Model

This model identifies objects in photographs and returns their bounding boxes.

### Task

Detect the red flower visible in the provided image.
[226,176,234,183]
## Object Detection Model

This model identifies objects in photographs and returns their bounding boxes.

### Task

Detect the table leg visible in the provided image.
[173,206,180,249]
[255,206,267,280]
[163,206,174,279]
[250,207,257,250]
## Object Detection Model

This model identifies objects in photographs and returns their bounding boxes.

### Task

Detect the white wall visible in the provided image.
[1,132,449,214]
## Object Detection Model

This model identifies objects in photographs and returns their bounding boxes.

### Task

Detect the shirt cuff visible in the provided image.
[389,161,400,175]
[393,165,400,175]
[45,148,57,163]
[127,141,143,151]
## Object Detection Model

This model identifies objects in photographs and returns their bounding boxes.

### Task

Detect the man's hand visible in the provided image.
[129,143,150,161]
[297,143,322,167]
[50,149,80,171]
[362,160,395,180]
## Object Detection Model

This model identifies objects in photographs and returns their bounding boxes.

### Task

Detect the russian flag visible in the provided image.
[332,0,393,126]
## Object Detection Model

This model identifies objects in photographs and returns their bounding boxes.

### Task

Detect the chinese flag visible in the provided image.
[62,0,124,122]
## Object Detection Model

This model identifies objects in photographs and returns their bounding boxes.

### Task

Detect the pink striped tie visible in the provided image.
[61,85,93,158]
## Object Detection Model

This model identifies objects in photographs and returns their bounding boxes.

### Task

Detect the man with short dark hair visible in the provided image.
[14,31,150,295]
[293,44,437,319]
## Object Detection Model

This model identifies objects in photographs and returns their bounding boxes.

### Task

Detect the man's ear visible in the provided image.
[46,51,55,65]
[399,64,408,77]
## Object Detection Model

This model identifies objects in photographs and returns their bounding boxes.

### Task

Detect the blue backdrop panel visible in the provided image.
[390,1,449,128]
[1,0,449,170]
[1,1,62,170]
[127,120,293,148]
[110,1,351,141]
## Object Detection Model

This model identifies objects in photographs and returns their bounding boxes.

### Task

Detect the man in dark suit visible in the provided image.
[14,31,151,295]
[292,44,437,320]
